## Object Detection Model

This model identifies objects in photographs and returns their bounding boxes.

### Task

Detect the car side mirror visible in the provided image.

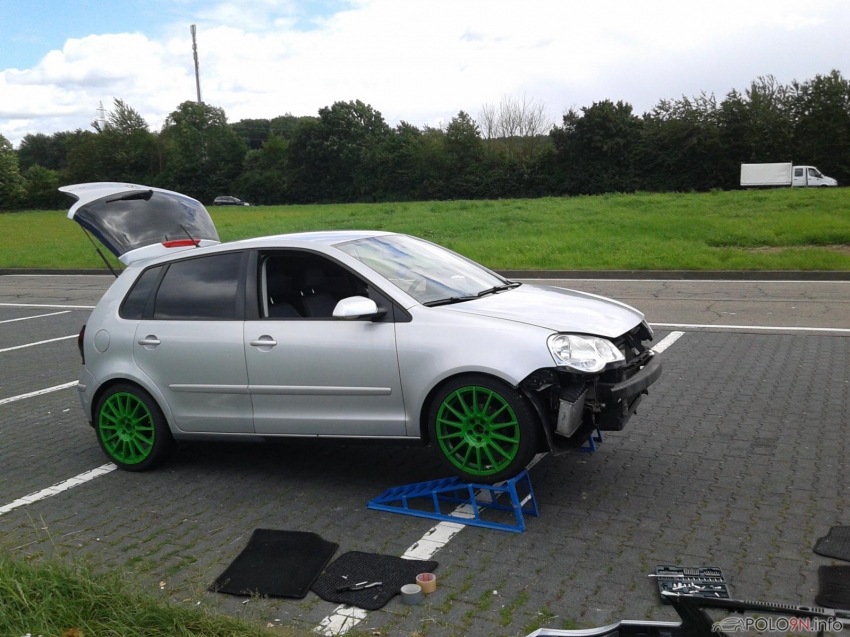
[332,296,386,320]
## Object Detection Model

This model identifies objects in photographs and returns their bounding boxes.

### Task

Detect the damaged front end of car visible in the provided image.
[520,321,662,453]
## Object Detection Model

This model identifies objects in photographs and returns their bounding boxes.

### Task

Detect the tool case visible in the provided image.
[654,565,730,604]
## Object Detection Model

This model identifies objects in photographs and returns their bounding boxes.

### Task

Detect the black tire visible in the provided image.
[93,382,174,471]
[427,374,539,484]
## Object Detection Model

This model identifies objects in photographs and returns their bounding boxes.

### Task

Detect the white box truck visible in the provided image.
[740,163,838,187]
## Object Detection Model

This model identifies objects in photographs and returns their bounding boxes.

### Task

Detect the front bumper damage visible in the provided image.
[520,324,662,454]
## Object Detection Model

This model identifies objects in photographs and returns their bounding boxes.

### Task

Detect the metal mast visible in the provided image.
[190,24,202,103]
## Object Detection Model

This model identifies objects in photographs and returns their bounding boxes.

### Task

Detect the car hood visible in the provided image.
[439,284,646,338]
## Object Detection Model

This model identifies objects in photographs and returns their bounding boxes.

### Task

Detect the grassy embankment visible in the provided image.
[2,188,849,270]
[0,554,301,637]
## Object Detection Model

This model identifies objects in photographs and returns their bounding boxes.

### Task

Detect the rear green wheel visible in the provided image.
[429,375,538,483]
[95,383,173,471]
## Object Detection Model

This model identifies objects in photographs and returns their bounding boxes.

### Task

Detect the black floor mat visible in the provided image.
[814,527,850,562]
[816,566,850,610]
[311,551,438,610]
[210,529,338,598]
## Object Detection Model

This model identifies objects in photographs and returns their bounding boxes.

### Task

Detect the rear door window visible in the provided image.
[154,252,244,320]
[120,265,163,319]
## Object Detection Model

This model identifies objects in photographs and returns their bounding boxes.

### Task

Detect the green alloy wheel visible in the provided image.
[95,383,173,471]
[429,375,538,483]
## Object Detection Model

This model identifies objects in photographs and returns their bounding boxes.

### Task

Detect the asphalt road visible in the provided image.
[1,274,848,637]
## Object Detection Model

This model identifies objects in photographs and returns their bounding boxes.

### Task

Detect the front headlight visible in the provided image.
[547,334,625,373]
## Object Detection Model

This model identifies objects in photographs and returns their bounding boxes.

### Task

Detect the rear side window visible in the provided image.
[154,253,243,320]
[120,266,163,319]
[794,168,803,177]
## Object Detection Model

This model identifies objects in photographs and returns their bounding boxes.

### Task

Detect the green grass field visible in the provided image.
[4,188,850,270]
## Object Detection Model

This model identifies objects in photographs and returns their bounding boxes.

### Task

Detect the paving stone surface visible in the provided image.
[1,276,848,637]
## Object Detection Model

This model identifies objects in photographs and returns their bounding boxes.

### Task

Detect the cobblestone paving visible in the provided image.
[1,282,848,637]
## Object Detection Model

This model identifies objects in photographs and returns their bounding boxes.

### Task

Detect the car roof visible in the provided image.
[127,230,398,268]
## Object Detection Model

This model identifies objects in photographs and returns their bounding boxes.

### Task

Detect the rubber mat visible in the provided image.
[816,566,850,610]
[311,551,438,610]
[210,529,338,598]
[814,527,850,562]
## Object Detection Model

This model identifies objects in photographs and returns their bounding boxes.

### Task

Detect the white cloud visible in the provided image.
[2,0,849,145]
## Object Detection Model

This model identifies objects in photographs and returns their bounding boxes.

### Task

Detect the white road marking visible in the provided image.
[0,464,116,517]
[0,381,79,406]
[651,331,685,354]
[0,335,77,354]
[316,454,547,636]
[0,303,96,309]
[0,310,71,324]
[650,322,850,334]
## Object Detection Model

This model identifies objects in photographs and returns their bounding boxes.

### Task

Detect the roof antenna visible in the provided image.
[82,229,120,278]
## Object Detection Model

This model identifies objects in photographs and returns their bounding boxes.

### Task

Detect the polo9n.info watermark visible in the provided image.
[712,616,844,633]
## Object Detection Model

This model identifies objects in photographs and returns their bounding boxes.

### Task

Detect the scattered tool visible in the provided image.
[336,581,382,593]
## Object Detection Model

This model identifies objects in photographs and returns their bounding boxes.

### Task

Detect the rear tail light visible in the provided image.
[78,325,86,364]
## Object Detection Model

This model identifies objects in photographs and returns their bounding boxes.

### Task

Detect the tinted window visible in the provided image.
[120,266,163,319]
[794,168,803,177]
[154,253,243,320]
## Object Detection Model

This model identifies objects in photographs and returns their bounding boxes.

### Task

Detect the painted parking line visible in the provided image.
[650,322,850,334]
[0,381,79,406]
[0,335,77,354]
[651,331,685,354]
[0,310,71,324]
[0,303,96,309]
[0,464,116,517]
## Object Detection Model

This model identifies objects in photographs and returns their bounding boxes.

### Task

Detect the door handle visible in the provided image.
[137,336,161,346]
[250,337,277,347]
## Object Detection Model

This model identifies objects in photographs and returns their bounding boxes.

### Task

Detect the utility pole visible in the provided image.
[190,24,202,104]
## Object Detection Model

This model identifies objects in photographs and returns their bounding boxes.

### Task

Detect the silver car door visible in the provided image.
[244,250,406,437]
[132,251,254,434]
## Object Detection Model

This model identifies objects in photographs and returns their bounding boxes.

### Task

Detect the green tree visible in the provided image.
[22,164,64,209]
[550,100,643,194]
[17,132,70,171]
[231,118,271,150]
[444,111,484,197]
[234,134,288,204]
[0,134,26,209]
[286,100,390,202]
[96,99,158,183]
[640,93,724,191]
[159,101,247,203]
[789,70,850,184]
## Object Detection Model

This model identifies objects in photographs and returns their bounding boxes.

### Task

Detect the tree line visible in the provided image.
[1,70,847,211]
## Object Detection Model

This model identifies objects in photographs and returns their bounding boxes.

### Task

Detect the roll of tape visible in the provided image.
[400,583,423,605]
[416,572,437,594]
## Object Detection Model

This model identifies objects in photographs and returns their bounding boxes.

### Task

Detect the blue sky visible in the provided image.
[0,0,345,70]
[1,0,848,146]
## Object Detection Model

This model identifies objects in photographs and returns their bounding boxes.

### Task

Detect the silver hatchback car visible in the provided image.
[64,182,661,483]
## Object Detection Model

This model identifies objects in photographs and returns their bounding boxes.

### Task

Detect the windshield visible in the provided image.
[336,235,508,305]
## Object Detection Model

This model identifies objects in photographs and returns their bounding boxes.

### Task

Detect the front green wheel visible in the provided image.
[428,375,538,483]
[95,383,173,471]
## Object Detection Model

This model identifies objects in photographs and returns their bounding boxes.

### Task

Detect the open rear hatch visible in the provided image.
[61,182,220,266]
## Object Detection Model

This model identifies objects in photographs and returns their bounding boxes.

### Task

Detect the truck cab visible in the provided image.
[792,166,838,188]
